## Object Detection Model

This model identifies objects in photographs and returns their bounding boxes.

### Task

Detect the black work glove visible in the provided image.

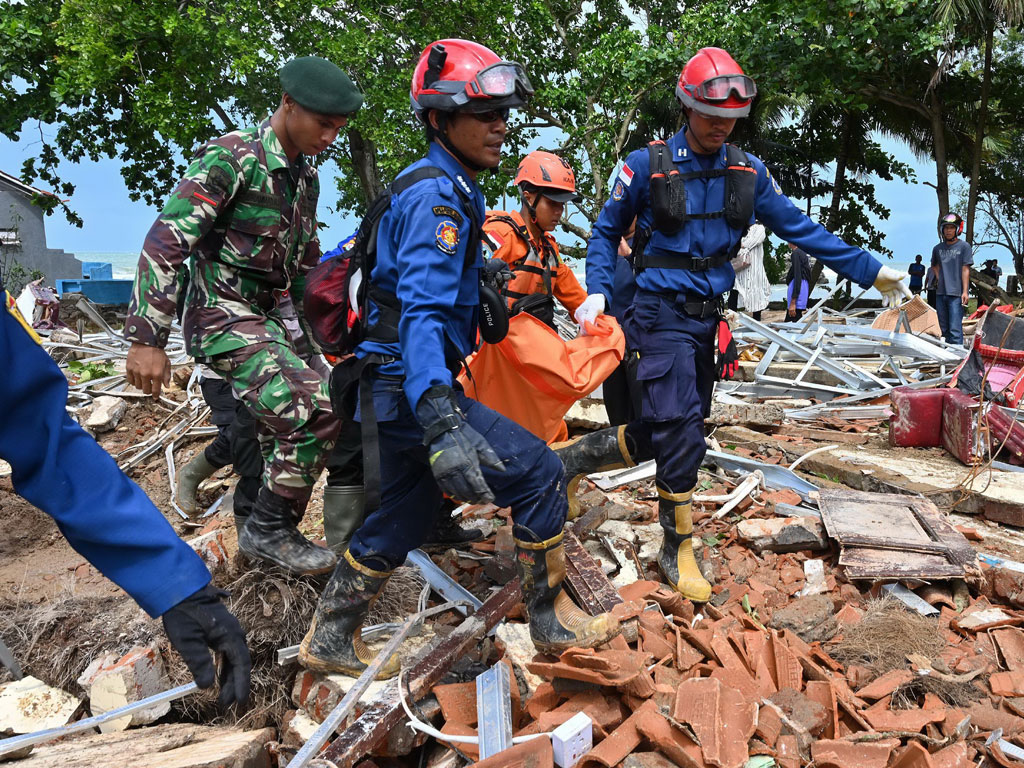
[716,318,739,380]
[415,385,505,504]
[162,584,251,711]
[482,257,513,291]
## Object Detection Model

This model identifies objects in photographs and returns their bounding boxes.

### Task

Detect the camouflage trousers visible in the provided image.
[207,341,341,503]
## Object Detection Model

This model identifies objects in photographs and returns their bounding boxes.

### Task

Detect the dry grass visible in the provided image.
[0,586,157,692]
[833,596,982,708]
[832,597,946,674]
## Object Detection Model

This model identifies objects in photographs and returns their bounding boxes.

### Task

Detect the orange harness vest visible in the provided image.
[482,211,586,321]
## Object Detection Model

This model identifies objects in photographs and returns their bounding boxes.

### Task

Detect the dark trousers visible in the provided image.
[348,377,565,569]
[621,290,716,494]
[602,356,639,427]
[200,377,365,518]
[199,378,262,519]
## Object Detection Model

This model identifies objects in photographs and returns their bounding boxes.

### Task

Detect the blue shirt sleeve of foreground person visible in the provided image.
[586,128,883,304]
[1,275,250,709]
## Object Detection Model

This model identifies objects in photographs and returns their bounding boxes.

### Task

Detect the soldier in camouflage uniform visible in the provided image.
[125,57,364,575]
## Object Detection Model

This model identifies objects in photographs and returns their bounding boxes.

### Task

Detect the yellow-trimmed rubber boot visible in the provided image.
[657,484,712,602]
[298,550,401,679]
[514,526,621,654]
[555,425,637,520]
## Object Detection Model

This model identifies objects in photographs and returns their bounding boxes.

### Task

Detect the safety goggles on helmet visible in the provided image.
[687,74,757,104]
[467,62,534,100]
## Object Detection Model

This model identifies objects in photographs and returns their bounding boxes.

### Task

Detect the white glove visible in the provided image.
[574,294,606,334]
[873,265,912,308]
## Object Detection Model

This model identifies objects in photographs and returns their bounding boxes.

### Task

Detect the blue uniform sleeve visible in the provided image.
[752,157,882,289]
[0,296,211,618]
[586,151,647,303]
[394,186,474,411]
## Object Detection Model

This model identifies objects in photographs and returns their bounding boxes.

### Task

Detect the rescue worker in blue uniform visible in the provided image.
[564,47,911,603]
[298,39,621,678]
[1,275,250,709]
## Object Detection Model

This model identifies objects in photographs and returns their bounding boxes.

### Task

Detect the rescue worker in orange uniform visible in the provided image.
[483,151,588,327]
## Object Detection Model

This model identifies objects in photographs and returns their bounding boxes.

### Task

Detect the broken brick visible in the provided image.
[467,734,553,767]
[633,712,705,768]
[855,669,914,700]
[769,687,828,737]
[861,707,946,732]
[579,699,654,767]
[810,738,899,768]
[433,681,477,726]
[673,677,755,768]
[889,741,937,768]
[991,669,1024,697]
[755,702,783,747]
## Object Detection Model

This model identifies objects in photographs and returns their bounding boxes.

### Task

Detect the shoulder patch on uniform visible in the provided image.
[206,165,233,195]
[612,180,625,201]
[435,220,459,255]
[768,169,783,196]
[432,205,464,226]
[618,164,634,187]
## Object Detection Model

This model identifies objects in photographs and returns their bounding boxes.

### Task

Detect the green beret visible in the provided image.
[280,56,363,115]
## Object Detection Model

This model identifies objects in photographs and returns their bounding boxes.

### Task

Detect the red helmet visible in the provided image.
[938,212,964,238]
[514,151,580,202]
[410,39,533,119]
[676,47,756,118]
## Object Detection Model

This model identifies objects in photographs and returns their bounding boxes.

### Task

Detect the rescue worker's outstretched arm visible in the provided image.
[1,288,251,709]
[124,146,246,395]
[752,160,911,306]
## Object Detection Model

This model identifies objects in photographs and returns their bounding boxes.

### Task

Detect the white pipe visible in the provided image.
[789,444,839,472]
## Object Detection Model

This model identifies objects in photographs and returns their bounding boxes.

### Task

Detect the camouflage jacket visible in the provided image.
[124,120,321,358]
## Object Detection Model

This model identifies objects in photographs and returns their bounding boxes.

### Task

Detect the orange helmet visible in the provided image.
[514,151,580,202]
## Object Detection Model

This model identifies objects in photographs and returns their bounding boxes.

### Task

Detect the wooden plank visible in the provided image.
[839,548,966,580]
[321,580,521,767]
[819,488,977,579]
[562,531,622,614]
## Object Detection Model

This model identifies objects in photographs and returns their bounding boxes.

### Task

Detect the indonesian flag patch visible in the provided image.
[618,164,634,187]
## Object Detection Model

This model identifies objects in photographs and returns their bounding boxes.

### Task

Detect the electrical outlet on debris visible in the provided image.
[551,712,593,768]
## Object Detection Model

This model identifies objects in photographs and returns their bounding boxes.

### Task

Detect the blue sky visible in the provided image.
[0,124,1004,277]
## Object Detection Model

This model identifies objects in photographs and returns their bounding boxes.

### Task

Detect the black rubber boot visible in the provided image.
[555,425,637,520]
[176,451,220,515]
[298,550,400,678]
[237,486,337,575]
[657,483,711,602]
[425,511,484,547]
[322,485,365,554]
[513,526,621,654]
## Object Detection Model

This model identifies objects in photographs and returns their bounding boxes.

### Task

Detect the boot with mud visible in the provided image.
[175,450,220,515]
[322,485,365,554]
[298,550,401,678]
[238,486,337,575]
[555,425,644,520]
[514,525,621,653]
[657,483,711,602]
